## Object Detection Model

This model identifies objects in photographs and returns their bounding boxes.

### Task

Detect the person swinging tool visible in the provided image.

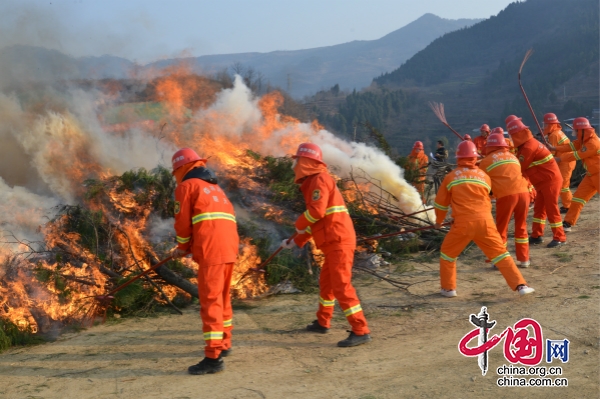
[407,141,429,203]
[547,117,600,232]
[280,142,371,347]
[479,133,531,267]
[473,124,491,156]
[171,148,239,375]
[506,116,566,248]
[542,113,576,213]
[433,140,534,297]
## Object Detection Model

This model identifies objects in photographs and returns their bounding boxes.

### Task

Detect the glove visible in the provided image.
[172,248,189,259]
[280,238,296,250]
[295,227,306,235]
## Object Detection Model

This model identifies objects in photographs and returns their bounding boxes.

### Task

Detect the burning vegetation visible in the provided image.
[0,66,444,350]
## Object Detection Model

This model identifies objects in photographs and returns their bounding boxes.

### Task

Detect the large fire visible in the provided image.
[0,64,427,335]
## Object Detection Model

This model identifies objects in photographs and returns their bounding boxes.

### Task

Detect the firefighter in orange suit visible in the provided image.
[407,141,429,202]
[491,127,516,154]
[549,117,600,232]
[171,148,239,375]
[433,140,534,297]
[506,116,566,248]
[473,124,491,155]
[543,113,576,213]
[479,133,531,267]
[281,142,371,347]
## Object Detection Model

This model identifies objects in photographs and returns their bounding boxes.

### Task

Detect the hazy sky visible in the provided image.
[1,0,515,63]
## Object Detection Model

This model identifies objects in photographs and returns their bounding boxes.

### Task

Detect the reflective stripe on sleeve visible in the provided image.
[569,142,576,151]
[528,154,554,168]
[558,136,568,144]
[192,212,236,224]
[434,202,449,211]
[303,209,319,223]
[176,236,191,244]
[306,226,312,234]
[325,205,349,215]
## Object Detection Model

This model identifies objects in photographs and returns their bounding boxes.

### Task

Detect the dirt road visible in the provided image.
[0,198,598,399]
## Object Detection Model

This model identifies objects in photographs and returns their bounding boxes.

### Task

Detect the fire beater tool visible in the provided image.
[470,306,496,376]
[357,222,450,244]
[428,102,466,141]
[249,233,298,273]
[518,49,549,146]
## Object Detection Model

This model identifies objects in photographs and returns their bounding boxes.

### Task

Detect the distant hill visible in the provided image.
[312,0,599,155]
[146,14,480,98]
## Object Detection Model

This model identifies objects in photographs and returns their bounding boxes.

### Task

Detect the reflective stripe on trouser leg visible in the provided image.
[317,263,335,329]
[559,161,574,208]
[539,182,566,242]
[197,262,234,359]
[324,248,370,335]
[512,192,530,262]
[564,174,599,226]
[439,224,471,291]
[531,186,547,238]
[473,220,527,290]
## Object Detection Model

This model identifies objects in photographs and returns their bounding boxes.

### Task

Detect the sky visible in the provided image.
[1,0,516,64]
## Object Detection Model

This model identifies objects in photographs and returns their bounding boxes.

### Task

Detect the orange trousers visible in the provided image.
[439,219,527,291]
[558,161,575,208]
[531,181,566,242]
[496,192,530,262]
[564,173,599,226]
[317,248,370,335]
[196,261,234,359]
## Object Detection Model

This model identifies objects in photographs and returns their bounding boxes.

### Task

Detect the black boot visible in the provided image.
[562,221,572,232]
[220,348,232,358]
[337,331,372,347]
[188,357,225,375]
[547,240,566,248]
[529,236,544,245]
[560,207,569,214]
[306,320,329,334]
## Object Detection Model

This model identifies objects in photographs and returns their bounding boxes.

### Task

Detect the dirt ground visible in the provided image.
[0,198,598,399]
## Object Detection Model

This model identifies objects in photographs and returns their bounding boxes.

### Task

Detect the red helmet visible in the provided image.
[506,119,529,135]
[293,142,324,163]
[543,113,560,125]
[491,127,504,135]
[171,148,206,173]
[413,141,424,149]
[486,133,509,148]
[479,124,491,133]
[573,117,592,130]
[455,140,479,158]
[463,134,472,141]
[504,115,521,125]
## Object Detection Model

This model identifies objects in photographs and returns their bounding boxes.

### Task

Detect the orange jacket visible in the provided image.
[473,135,488,155]
[408,150,428,183]
[504,136,517,154]
[479,148,529,198]
[293,165,356,253]
[512,130,560,189]
[556,129,600,176]
[174,167,239,267]
[434,158,493,223]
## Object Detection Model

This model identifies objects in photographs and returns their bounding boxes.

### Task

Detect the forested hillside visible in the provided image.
[312,0,599,156]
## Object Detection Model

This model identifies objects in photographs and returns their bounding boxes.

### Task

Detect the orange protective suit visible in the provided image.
[479,147,531,262]
[293,157,369,335]
[174,161,239,359]
[434,158,528,291]
[505,136,517,155]
[556,128,600,226]
[407,149,429,202]
[545,124,576,208]
[473,135,488,156]
[511,129,566,242]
